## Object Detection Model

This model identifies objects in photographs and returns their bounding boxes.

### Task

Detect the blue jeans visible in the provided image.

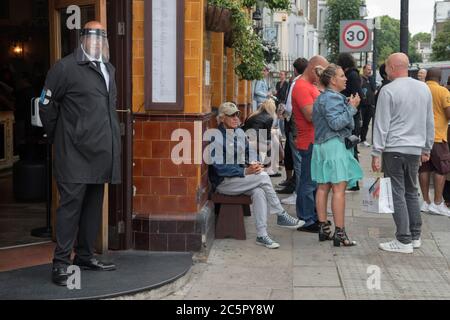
[292,141,317,226]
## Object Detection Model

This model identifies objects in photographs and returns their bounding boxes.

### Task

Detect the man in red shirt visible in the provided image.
[291,55,328,232]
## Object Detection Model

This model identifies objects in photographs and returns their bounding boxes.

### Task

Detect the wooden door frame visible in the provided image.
[106,0,133,250]
[49,0,106,65]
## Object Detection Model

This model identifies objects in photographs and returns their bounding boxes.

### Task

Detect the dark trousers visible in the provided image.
[360,105,375,142]
[284,119,294,171]
[53,183,104,267]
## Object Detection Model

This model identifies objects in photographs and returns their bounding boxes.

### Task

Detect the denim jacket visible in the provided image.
[312,89,357,145]
[208,124,258,191]
[253,79,269,105]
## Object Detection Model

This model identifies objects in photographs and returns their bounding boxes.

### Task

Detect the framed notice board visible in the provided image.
[145,0,185,111]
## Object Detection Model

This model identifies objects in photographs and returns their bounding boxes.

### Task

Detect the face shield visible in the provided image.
[80,28,109,63]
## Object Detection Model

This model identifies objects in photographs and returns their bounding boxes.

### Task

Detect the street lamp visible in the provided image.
[400,0,409,54]
[252,6,263,35]
[359,0,368,67]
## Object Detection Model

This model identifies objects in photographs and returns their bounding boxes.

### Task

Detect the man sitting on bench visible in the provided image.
[208,102,305,249]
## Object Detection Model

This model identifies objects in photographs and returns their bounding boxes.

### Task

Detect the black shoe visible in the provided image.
[333,227,357,247]
[318,221,333,241]
[348,186,360,192]
[73,257,116,271]
[52,265,69,286]
[276,185,295,194]
[269,172,282,178]
[297,222,320,233]
[278,177,294,187]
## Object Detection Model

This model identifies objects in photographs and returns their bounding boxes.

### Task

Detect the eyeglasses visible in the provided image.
[225,112,240,118]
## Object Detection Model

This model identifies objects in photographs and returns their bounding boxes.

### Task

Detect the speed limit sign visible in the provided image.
[339,20,372,53]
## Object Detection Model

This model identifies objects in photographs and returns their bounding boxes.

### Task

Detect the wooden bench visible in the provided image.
[210,193,252,240]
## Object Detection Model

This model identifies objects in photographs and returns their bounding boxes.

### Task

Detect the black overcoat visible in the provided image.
[39,48,121,184]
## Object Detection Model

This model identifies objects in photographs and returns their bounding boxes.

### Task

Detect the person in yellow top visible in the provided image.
[419,68,450,216]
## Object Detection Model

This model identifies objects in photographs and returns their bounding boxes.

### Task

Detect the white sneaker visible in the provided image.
[281,193,297,205]
[412,239,421,249]
[363,141,371,147]
[379,239,413,254]
[420,202,430,212]
[428,202,450,217]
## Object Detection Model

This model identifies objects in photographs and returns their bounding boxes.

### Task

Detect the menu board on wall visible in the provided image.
[145,0,184,110]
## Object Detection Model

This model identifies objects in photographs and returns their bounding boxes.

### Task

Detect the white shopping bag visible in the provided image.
[361,177,394,214]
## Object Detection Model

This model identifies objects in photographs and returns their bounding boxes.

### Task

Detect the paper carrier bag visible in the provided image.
[361,177,394,214]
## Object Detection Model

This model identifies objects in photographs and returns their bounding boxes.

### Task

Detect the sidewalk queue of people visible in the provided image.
[212,51,449,254]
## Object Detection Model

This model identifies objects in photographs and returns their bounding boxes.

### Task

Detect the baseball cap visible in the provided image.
[219,102,240,116]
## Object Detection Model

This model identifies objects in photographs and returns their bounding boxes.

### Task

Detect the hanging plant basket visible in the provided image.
[205,4,232,33]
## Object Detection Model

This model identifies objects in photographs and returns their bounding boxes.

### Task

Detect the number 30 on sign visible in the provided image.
[339,20,372,53]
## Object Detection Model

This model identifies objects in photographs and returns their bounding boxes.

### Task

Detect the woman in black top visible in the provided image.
[243,99,281,176]
[337,53,363,191]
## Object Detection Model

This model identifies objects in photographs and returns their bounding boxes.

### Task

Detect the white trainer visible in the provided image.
[428,202,450,217]
[379,239,413,254]
[412,239,421,249]
[363,141,371,147]
[420,202,430,212]
[281,193,297,205]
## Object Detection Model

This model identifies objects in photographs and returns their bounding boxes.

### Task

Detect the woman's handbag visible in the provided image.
[345,135,360,149]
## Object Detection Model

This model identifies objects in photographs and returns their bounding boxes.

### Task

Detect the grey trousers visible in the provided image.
[382,152,422,244]
[216,172,285,237]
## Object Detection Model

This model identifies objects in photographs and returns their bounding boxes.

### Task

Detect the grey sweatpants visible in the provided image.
[216,172,285,237]
[382,152,422,244]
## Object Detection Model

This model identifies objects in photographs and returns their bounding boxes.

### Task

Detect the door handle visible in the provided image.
[116,109,131,113]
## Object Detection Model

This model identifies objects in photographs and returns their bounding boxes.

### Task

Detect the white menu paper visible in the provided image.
[152,0,177,103]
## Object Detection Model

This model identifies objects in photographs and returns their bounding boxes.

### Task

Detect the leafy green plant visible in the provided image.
[208,0,265,80]
[241,0,290,11]
[432,20,450,61]
[262,40,281,64]
[324,0,362,62]
[265,0,290,11]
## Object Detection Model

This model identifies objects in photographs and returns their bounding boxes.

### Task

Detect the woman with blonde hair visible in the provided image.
[311,64,363,247]
[243,99,283,176]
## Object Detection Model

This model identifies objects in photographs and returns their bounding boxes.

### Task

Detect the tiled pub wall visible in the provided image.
[130,0,254,252]
[132,115,212,252]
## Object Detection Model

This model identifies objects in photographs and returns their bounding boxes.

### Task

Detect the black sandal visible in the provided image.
[318,221,333,241]
[333,227,356,247]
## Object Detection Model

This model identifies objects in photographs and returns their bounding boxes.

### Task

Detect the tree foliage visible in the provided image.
[431,20,450,61]
[375,15,421,65]
[324,0,363,63]
[412,32,431,44]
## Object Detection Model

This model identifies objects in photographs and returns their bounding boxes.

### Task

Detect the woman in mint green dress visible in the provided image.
[311,64,363,247]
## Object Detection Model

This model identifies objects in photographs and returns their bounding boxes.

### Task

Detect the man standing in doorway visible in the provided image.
[40,21,121,285]
[372,53,434,254]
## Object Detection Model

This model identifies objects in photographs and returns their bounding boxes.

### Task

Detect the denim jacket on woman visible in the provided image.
[312,89,357,145]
